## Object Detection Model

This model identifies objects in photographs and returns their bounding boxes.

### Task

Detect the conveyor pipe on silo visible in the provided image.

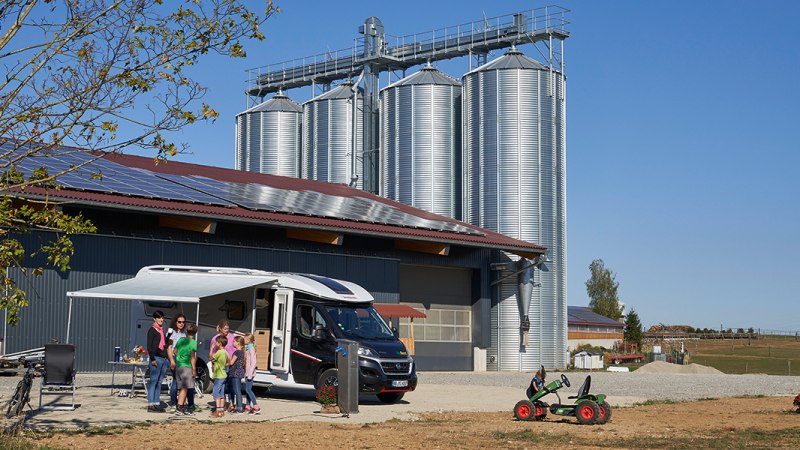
[517,259,534,347]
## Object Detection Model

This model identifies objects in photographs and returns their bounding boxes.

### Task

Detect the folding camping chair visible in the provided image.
[38,344,77,410]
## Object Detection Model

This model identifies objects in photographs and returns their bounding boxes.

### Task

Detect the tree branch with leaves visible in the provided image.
[0,0,278,324]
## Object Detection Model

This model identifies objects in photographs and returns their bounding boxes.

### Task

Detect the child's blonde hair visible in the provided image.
[244,333,256,346]
[234,335,247,368]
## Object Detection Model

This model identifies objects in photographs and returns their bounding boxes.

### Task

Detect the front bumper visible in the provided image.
[358,357,417,393]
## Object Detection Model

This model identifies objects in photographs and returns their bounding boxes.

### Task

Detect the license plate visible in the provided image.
[392,380,408,388]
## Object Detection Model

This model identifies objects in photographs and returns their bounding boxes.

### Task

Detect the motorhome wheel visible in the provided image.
[195,361,211,394]
[316,368,338,389]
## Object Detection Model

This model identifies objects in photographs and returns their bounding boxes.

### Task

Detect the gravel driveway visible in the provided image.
[1,370,798,430]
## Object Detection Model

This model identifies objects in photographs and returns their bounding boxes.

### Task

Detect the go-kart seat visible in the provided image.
[568,375,591,399]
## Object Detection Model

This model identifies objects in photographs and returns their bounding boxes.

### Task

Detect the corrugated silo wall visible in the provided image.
[466,68,567,370]
[302,96,363,189]
[235,115,246,170]
[251,109,302,177]
[380,83,461,219]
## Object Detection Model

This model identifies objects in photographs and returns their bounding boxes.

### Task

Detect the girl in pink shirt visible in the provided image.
[243,333,260,414]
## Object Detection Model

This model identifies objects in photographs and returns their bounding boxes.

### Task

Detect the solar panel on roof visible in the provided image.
[1,141,484,236]
[1,142,232,207]
[157,173,483,236]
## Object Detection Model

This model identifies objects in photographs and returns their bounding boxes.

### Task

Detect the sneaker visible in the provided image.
[250,406,261,415]
[174,407,185,416]
[243,405,251,412]
[189,405,202,412]
[147,405,166,413]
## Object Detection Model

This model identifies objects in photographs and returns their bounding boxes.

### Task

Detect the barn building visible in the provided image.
[567,307,624,351]
[4,144,546,372]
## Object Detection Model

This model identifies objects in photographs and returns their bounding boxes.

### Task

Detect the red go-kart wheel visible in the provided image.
[514,400,535,421]
[575,400,600,425]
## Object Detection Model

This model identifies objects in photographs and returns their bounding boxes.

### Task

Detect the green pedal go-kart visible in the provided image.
[514,366,612,425]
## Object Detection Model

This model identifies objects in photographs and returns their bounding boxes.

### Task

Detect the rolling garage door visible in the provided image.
[397,264,473,371]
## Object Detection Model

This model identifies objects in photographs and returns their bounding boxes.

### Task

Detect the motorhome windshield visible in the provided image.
[324,305,394,340]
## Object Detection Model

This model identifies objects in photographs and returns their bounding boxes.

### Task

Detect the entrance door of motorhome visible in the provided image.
[270,289,294,373]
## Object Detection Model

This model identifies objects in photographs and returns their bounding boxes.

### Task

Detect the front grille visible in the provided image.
[380,361,411,375]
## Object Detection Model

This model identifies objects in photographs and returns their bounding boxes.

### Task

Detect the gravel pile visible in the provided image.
[634,361,723,374]
[419,370,800,402]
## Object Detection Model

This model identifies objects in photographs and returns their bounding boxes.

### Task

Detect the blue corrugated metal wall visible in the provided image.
[8,229,500,372]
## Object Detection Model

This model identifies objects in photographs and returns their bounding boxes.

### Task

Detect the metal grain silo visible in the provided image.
[235,92,302,176]
[463,49,567,370]
[302,82,363,189]
[380,66,461,219]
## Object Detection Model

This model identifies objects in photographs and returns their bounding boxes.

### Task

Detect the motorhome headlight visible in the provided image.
[358,347,379,358]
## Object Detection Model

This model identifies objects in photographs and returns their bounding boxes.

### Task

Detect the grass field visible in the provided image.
[684,336,800,375]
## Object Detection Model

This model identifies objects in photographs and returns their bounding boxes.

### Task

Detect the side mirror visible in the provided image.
[392,326,399,339]
[312,324,327,342]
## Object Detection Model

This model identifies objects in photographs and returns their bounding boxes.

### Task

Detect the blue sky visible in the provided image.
[160,1,800,331]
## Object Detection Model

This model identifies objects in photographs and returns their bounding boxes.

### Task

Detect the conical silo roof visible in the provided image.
[305,81,361,103]
[384,66,461,89]
[466,48,548,75]
[240,92,302,114]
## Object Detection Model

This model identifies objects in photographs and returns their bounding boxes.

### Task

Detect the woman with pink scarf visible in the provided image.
[145,310,169,412]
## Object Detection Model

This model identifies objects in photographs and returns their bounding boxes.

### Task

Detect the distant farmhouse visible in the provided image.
[567,306,624,351]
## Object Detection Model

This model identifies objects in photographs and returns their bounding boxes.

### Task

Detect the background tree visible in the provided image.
[585,259,623,320]
[623,309,643,350]
[0,0,277,324]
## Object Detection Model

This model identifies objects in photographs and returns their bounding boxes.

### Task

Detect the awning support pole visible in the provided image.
[195,303,200,328]
[66,297,73,344]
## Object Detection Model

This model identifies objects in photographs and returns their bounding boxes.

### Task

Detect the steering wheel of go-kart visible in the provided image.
[560,374,570,387]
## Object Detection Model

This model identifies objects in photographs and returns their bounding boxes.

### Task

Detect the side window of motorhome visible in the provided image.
[296,304,327,338]
[223,300,246,321]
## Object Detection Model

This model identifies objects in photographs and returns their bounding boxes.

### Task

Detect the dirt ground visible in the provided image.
[29,396,800,449]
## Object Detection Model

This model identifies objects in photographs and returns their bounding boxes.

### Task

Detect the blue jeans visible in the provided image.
[212,378,226,400]
[147,356,169,406]
[229,377,242,410]
[244,378,257,407]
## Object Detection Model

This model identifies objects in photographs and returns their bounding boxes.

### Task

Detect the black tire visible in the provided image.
[533,401,548,421]
[195,360,212,394]
[575,400,600,425]
[596,401,612,424]
[5,379,28,418]
[514,399,535,421]
[376,392,404,403]
[316,368,338,389]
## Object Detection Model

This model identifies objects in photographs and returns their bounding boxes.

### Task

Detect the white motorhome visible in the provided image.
[67,265,417,403]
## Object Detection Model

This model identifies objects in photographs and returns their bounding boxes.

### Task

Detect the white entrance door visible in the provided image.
[270,289,294,373]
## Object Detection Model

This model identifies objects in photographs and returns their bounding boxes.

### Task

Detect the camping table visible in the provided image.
[108,361,149,398]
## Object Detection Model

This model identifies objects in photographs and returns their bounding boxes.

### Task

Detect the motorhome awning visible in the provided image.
[66,271,278,303]
[64,267,279,343]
